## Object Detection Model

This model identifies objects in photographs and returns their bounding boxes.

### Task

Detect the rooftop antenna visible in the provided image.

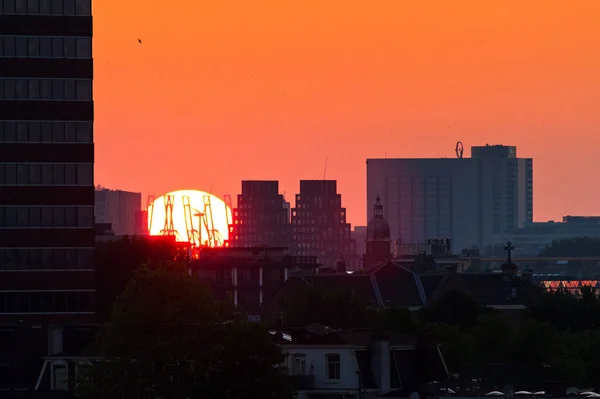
[455,141,464,158]
[323,156,328,180]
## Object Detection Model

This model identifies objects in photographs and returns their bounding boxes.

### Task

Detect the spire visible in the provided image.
[374,192,383,218]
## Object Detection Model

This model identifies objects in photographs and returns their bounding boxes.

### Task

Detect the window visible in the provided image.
[52,363,68,390]
[292,354,306,375]
[1,164,93,185]
[326,354,340,380]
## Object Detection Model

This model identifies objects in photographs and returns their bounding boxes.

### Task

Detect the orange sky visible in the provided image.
[93,0,600,227]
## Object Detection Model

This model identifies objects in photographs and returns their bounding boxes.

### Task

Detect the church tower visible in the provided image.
[364,194,392,268]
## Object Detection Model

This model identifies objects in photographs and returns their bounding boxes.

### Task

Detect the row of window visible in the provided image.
[0,248,93,270]
[0,0,91,15]
[0,290,94,314]
[0,36,91,59]
[0,163,93,186]
[0,79,92,101]
[0,206,94,228]
[0,121,92,143]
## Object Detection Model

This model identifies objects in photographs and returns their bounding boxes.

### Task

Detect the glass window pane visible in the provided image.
[76,122,92,143]
[40,79,52,99]
[39,37,51,57]
[3,79,15,99]
[51,0,62,14]
[3,37,15,57]
[53,207,65,227]
[28,0,39,13]
[64,80,76,100]
[16,163,28,184]
[41,164,53,185]
[52,79,64,100]
[63,0,73,14]
[52,122,64,141]
[75,38,91,58]
[5,164,16,184]
[75,0,89,15]
[52,164,65,184]
[15,37,27,57]
[64,122,76,142]
[15,0,26,13]
[76,80,91,101]
[27,37,39,57]
[39,0,50,14]
[65,164,76,184]
[51,37,62,57]
[76,164,92,185]
[29,122,40,141]
[63,37,75,57]
[41,122,52,141]
[41,207,53,227]
[16,122,28,141]
[29,207,41,227]
[28,79,40,100]
[29,164,41,184]
[15,79,27,99]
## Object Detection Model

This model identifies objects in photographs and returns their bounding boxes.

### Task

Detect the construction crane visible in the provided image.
[160,194,178,238]
[203,195,219,247]
[146,195,155,233]
[182,196,198,246]
[455,141,464,159]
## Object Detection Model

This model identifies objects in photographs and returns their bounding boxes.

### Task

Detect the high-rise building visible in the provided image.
[95,188,143,236]
[228,181,291,248]
[291,180,356,269]
[471,145,533,234]
[0,0,95,390]
[367,145,533,251]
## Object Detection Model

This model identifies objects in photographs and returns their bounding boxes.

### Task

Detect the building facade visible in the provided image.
[366,145,532,252]
[291,180,357,269]
[0,0,95,391]
[228,180,291,248]
[95,187,143,236]
[363,194,392,269]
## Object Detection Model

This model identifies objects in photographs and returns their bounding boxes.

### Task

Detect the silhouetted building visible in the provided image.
[228,181,291,248]
[0,1,95,392]
[290,180,357,269]
[352,225,367,259]
[367,144,532,251]
[364,194,392,268]
[189,247,317,319]
[95,187,143,236]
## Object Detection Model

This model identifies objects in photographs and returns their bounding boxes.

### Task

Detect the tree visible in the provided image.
[538,237,600,257]
[419,291,496,330]
[95,236,186,321]
[280,282,377,328]
[77,263,294,399]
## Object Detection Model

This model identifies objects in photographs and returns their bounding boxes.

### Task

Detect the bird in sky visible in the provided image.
[138,39,143,44]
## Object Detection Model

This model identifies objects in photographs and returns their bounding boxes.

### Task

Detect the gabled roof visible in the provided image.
[262,261,541,311]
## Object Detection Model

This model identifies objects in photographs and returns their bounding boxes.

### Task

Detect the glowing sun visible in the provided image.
[148,190,232,247]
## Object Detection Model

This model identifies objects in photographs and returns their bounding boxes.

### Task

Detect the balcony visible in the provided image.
[295,374,316,390]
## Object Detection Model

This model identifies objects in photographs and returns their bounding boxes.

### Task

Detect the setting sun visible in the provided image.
[148,190,232,247]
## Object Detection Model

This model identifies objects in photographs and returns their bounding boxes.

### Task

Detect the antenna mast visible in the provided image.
[455,141,464,159]
[323,156,328,180]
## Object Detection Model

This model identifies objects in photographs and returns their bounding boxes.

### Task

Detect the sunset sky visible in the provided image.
[93,0,600,227]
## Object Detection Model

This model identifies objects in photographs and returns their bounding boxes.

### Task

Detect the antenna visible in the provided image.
[323,156,328,180]
[455,141,464,159]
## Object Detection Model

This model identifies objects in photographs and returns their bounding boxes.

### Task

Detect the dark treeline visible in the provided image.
[282,282,600,389]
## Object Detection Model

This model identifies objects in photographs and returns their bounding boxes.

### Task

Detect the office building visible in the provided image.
[95,187,143,236]
[291,180,357,269]
[367,145,532,251]
[228,180,291,248]
[0,0,95,391]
